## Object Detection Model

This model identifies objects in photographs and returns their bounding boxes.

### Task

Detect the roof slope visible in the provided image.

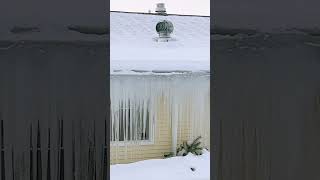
[110,12,210,75]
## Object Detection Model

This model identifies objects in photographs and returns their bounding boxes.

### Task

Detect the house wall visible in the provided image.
[110,95,198,164]
[110,75,210,165]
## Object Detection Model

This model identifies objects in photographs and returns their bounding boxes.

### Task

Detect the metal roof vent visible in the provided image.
[155,20,174,42]
[155,3,167,15]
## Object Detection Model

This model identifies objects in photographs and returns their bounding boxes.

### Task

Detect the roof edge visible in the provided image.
[110,11,210,18]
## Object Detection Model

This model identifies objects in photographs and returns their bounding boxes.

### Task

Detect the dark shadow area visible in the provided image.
[211,26,257,36]
[0,0,109,179]
[211,1,320,180]
[10,26,40,34]
[211,0,320,30]
[67,25,109,35]
[0,40,109,180]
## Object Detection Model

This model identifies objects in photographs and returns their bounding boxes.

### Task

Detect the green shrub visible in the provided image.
[177,136,203,156]
[163,136,204,158]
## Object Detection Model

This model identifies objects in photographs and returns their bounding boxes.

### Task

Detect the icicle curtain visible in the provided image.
[0,41,108,180]
[111,100,151,142]
[110,74,210,159]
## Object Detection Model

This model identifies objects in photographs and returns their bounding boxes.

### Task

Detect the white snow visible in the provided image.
[110,12,210,74]
[110,150,210,180]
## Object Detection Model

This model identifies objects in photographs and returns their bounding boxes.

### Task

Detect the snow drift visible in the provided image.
[110,150,210,180]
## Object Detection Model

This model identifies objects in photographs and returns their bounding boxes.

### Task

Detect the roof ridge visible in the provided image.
[110,11,210,18]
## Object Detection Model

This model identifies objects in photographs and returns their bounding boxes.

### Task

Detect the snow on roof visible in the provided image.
[110,12,210,75]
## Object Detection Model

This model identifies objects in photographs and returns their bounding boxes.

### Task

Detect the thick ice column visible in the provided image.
[171,103,179,155]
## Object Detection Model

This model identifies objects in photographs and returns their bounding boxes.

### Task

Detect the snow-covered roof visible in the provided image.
[110,12,210,75]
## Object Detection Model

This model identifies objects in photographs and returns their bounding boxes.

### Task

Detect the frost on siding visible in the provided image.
[110,74,210,161]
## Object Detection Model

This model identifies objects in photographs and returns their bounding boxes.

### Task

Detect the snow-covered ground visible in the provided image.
[110,150,210,180]
[110,12,210,75]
